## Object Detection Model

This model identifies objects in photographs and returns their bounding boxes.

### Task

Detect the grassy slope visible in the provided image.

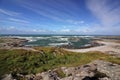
[0,47,120,77]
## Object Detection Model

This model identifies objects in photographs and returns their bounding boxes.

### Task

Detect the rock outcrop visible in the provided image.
[2,60,120,80]
[0,37,28,48]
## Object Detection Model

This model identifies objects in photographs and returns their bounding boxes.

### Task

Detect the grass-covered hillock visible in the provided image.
[0,47,120,77]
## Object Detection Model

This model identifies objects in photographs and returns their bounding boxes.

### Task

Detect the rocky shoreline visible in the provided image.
[0,37,28,48]
[2,60,120,80]
[66,40,120,57]
[0,37,120,80]
[59,41,104,49]
[0,37,104,50]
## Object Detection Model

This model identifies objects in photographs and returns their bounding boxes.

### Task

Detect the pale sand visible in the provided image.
[66,40,120,56]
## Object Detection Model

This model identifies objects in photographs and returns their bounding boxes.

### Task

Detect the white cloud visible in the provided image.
[66,20,84,25]
[60,29,70,32]
[0,26,49,34]
[18,1,84,25]
[86,0,120,27]
[8,18,29,23]
[0,8,20,16]
[85,0,120,35]
[32,29,47,33]
[8,26,16,30]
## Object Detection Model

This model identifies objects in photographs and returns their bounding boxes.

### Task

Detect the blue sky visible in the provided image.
[0,0,120,35]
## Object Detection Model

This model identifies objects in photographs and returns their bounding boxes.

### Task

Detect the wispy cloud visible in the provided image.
[66,20,84,25]
[32,29,48,33]
[86,0,120,27]
[0,8,20,16]
[8,18,29,23]
[1,0,120,35]
[17,0,83,25]
[60,29,70,33]
[84,0,120,35]
[23,5,84,25]
[0,26,47,34]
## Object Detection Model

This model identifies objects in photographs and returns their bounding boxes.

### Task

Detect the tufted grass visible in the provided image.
[0,47,119,78]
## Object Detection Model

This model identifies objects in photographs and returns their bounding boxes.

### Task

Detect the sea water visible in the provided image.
[0,34,94,49]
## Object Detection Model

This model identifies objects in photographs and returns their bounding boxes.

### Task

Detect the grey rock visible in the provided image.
[92,60,120,80]
[4,60,119,80]
[1,74,14,80]
[99,77,111,80]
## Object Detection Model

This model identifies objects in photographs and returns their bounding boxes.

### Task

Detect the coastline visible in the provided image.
[66,40,120,56]
[1,36,120,56]
[0,36,120,80]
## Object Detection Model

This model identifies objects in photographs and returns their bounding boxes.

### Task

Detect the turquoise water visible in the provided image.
[0,35,93,49]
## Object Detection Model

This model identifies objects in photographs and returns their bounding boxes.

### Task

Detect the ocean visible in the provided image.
[0,34,94,49]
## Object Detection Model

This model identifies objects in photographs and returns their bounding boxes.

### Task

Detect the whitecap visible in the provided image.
[57,37,68,41]
[48,42,69,46]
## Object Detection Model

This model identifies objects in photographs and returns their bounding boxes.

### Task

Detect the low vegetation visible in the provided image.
[0,47,120,78]
[0,39,4,43]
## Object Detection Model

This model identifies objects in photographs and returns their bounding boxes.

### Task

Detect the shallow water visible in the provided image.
[0,35,94,49]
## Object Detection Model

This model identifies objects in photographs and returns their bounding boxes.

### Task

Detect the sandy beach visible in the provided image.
[66,40,120,56]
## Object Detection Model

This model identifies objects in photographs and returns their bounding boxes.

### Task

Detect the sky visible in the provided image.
[0,0,120,35]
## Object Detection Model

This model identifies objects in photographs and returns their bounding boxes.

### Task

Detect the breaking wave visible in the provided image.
[48,42,69,46]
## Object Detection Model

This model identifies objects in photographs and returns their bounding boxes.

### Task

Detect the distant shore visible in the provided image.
[1,36,120,57]
[66,39,120,57]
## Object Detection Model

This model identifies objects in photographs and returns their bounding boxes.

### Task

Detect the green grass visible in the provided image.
[0,47,120,78]
[54,68,66,78]
[0,39,4,43]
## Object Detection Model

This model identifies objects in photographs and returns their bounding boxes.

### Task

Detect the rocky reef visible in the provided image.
[0,37,28,48]
[60,41,104,49]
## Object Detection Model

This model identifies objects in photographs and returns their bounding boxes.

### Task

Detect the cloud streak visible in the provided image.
[86,0,120,27]
[0,8,20,16]
[8,18,29,23]
[17,0,84,25]
[1,0,120,35]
